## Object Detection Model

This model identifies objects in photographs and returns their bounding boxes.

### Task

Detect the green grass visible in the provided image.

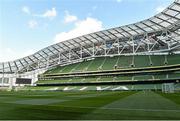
[0,91,179,120]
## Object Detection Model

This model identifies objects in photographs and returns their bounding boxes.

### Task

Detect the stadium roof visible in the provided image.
[1,0,180,74]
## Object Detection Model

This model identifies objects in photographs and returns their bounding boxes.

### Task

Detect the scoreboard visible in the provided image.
[16,78,32,84]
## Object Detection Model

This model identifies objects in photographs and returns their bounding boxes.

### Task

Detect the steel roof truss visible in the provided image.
[8,62,12,73]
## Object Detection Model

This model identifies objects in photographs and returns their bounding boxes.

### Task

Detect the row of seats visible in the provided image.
[37,72,180,84]
[45,54,180,74]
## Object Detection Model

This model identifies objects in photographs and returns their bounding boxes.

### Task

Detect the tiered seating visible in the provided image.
[151,55,166,66]
[87,57,106,71]
[116,56,133,68]
[44,54,180,75]
[167,54,180,65]
[37,72,180,85]
[168,72,180,79]
[134,55,151,67]
[134,75,154,81]
[153,75,167,80]
[73,60,92,72]
[61,63,81,73]
[114,76,133,81]
[36,54,180,91]
[102,56,119,70]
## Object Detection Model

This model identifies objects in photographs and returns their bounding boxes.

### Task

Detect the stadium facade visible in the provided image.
[0,0,180,91]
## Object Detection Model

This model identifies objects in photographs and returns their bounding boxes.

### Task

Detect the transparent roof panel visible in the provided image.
[151,17,163,24]
[109,29,118,34]
[158,14,170,20]
[122,26,131,31]
[160,21,171,27]
[128,30,137,35]
[129,25,138,30]
[103,31,110,35]
[176,13,180,19]
[172,4,180,11]
[166,9,179,16]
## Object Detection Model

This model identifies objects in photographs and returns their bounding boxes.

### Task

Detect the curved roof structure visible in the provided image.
[1,0,180,74]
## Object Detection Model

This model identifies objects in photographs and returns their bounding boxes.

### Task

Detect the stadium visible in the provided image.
[0,0,180,120]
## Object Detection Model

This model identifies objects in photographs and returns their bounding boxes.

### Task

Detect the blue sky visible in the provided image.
[0,0,174,62]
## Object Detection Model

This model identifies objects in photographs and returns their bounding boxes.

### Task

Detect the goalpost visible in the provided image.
[162,83,175,93]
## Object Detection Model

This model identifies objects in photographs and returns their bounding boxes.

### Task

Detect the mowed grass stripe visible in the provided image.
[156,92,180,105]
[0,91,135,120]
[81,91,180,120]
[51,91,135,107]
[102,91,180,110]
[0,91,179,120]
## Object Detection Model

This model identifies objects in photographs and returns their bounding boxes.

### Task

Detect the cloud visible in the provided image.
[23,6,57,19]
[22,6,30,14]
[156,6,166,13]
[54,17,103,43]
[42,7,57,18]
[116,0,123,3]
[28,20,38,29]
[64,11,78,23]
[0,48,36,62]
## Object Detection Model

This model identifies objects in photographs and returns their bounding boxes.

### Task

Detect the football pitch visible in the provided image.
[0,91,179,120]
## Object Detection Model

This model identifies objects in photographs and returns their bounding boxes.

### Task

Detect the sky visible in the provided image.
[0,0,174,62]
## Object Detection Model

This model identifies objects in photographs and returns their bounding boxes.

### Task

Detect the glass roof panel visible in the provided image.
[151,17,163,24]
[109,29,118,34]
[166,9,178,16]
[121,32,130,37]
[128,25,138,30]
[19,59,26,65]
[96,37,103,41]
[171,4,180,11]
[158,14,170,20]
[103,36,109,40]
[4,68,10,72]
[151,25,161,30]
[128,30,137,35]
[122,26,131,31]
[143,27,153,31]
[114,33,123,38]
[114,28,123,33]
[136,29,144,33]
[108,34,116,39]
[96,32,104,37]
[15,61,21,67]
[159,21,171,27]
[10,62,15,68]
[176,13,180,19]
[103,31,110,35]
[136,23,147,28]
